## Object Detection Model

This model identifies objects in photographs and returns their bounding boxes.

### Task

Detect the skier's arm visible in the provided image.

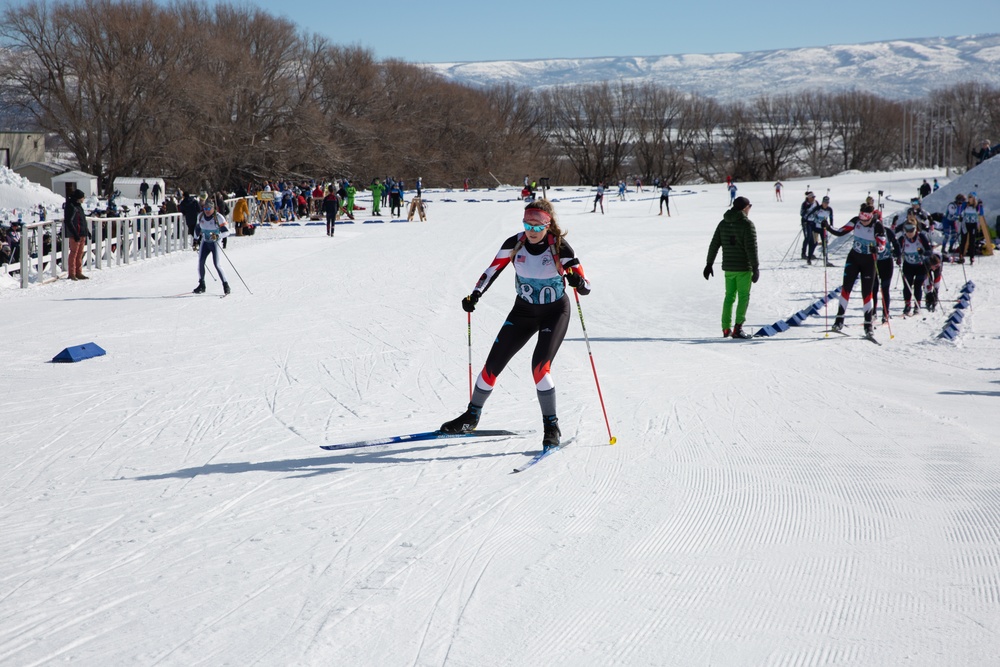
[472,234,519,295]
[559,241,591,295]
[705,225,722,267]
[824,218,854,237]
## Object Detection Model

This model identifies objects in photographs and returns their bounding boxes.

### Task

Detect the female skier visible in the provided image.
[192,199,231,295]
[872,206,902,324]
[895,219,932,316]
[822,203,888,335]
[440,200,591,451]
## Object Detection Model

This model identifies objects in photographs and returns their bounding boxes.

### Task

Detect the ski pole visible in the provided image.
[780,229,802,265]
[219,245,253,294]
[467,311,473,402]
[570,283,616,445]
[824,251,829,336]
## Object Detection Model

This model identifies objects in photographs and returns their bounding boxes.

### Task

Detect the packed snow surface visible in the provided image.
[2,168,1000,666]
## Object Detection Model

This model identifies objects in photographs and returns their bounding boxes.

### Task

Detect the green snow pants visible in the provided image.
[722,270,752,329]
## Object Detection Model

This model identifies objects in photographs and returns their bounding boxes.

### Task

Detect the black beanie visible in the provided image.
[732,196,750,210]
[71,189,86,201]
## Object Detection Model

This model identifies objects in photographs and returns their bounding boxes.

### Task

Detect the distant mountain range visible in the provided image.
[423,34,1000,102]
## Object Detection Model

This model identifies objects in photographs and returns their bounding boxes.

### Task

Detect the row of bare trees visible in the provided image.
[0,0,543,192]
[2,0,999,193]
[539,81,1000,185]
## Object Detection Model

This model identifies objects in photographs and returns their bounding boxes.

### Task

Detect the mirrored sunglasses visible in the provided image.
[523,221,547,232]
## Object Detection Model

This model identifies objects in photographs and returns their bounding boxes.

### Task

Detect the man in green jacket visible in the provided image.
[704,196,760,339]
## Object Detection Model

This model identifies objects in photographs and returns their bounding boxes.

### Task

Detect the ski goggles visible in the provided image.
[522,208,551,232]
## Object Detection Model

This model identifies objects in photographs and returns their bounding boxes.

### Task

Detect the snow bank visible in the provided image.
[0,165,69,223]
[905,155,1000,229]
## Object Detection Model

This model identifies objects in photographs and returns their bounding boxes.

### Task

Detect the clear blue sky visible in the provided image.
[5,0,995,62]
[248,0,998,62]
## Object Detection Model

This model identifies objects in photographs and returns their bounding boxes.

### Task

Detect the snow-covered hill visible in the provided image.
[425,33,1000,101]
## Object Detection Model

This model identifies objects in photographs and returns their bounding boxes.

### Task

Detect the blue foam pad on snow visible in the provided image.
[947,310,964,323]
[773,320,791,332]
[961,281,975,293]
[52,342,106,363]
[363,219,385,224]
[390,219,409,223]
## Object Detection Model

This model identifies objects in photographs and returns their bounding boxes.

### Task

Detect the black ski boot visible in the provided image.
[831,317,844,333]
[223,282,231,295]
[864,321,874,337]
[903,302,911,317]
[542,415,561,452]
[193,280,206,294]
[731,323,753,339]
[440,404,481,434]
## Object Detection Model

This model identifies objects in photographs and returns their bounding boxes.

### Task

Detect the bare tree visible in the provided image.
[541,82,635,184]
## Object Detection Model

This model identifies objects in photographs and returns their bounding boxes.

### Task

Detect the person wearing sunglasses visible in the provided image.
[440,200,591,452]
[821,203,888,336]
[192,199,231,295]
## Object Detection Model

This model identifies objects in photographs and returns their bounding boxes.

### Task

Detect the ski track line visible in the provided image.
[149,562,311,667]
[302,484,526,651]
[0,593,141,666]
[0,514,124,606]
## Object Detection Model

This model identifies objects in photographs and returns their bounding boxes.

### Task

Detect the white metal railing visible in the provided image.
[9,212,189,288]
[4,197,256,288]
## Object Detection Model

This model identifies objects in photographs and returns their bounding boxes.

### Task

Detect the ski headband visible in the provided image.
[523,208,551,226]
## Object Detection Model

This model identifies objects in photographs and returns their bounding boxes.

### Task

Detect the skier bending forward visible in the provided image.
[440,200,591,452]
[823,203,888,335]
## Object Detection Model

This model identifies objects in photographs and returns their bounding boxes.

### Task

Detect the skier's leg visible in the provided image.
[733,271,752,325]
[722,271,739,331]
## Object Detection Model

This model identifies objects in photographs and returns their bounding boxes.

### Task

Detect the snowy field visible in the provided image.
[2,169,1000,666]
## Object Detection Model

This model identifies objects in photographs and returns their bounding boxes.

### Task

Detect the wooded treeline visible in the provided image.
[2,0,999,193]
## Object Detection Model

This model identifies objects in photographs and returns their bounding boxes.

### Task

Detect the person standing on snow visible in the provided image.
[895,218,932,316]
[322,189,340,236]
[872,205,902,324]
[727,181,738,206]
[592,182,605,214]
[807,196,835,266]
[918,179,932,199]
[658,182,672,216]
[192,199,231,295]
[440,199,591,452]
[341,182,355,219]
[799,191,819,261]
[822,203,888,335]
[369,179,384,216]
[774,181,783,201]
[703,196,759,340]
[63,188,90,280]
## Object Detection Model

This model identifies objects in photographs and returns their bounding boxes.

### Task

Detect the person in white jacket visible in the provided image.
[192,199,231,295]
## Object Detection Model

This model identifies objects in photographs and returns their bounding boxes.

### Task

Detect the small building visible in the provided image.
[51,170,99,199]
[0,131,45,168]
[112,177,166,201]
[12,161,63,191]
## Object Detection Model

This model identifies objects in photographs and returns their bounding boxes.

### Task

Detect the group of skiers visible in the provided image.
[802,191,976,336]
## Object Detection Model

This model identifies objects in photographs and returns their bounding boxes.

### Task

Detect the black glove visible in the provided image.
[565,271,584,289]
[895,258,902,266]
[751,267,760,283]
[461,290,481,313]
[192,238,200,251]
[703,265,713,280]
